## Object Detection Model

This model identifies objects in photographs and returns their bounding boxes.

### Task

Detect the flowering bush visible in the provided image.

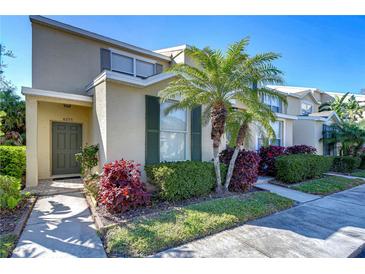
[285,145,316,155]
[219,148,261,192]
[258,145,286,176]
[99,159,150,213]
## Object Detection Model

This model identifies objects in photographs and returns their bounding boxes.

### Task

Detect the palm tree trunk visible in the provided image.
[224,122,248,191]
[213,144,223,193]
[211,102,227,193]
[224,146,239,191]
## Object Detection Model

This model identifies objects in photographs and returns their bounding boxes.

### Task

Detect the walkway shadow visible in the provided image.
[12,192,105,258]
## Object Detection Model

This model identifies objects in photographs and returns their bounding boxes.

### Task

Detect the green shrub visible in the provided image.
[359,154,365,169]
[75,144,99,177]
[332,156,361,173]
[0,175,22,209]
[0,146,26,179]
[275,154,333,184]
[145,161,227,201]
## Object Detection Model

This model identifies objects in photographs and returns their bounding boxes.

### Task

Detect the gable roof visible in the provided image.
[29,16,171,62]
[267,85,321,105]
[298,110,341,123]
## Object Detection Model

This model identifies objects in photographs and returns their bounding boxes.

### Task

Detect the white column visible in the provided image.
[25,96,38,187]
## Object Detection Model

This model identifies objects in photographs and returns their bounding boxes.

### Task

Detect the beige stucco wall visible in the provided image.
[293,119,324,155]
[36,100,91,179]
[284,119,294,147]
[285,94,320,115]
[102,80,214,167]
[32,23,170,95]
[90,82,108,170]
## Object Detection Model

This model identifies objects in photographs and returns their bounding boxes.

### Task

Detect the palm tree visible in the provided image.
[320,92,365,122]
[223,53,286,190]
[224,104,275,191]
[159,38,256,193]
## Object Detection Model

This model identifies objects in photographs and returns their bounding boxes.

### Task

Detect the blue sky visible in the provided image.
[1,15,365,97]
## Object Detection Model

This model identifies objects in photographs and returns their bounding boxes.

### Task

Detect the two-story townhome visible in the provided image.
[266,85,341,155]
[23,16,222,187]
[22,16,340,188]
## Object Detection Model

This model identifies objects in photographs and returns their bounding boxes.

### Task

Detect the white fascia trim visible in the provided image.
[22,87,92,103]
[275,113,298,120]
[269,87,321,105]
[299,112,341,123]
[297,116,326,122]
[86,70,175,94]
[29,16,170,62]
[154,45,188,53]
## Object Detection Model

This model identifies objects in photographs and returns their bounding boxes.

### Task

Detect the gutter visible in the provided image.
[86,70,175,94]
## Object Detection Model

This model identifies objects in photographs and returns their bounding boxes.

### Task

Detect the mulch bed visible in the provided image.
[0,198,34,236]
[93,187,261,227]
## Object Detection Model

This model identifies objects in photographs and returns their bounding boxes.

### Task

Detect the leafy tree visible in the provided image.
[0,45,25,145]
[324,122,365,156]
[0,111,5,137]
[0,44,15,90]
[320,92,365,122]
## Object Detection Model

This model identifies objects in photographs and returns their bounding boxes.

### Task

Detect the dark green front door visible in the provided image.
[52,122,82,175]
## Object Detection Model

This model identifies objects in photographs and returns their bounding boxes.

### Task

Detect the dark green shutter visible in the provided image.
[145,95,160,164]
[100,48,111,72]
[191,106,202,161]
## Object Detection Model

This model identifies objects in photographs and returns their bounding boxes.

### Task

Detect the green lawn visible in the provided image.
[290,176,365,195]
[351,170,365,178]
[0,234,16,258]
[105,192,294,257]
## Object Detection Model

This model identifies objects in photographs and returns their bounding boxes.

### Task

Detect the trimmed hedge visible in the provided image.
[0,146,26,179]
[275,154,333,184]
[332,156,361,173]
[145,161,227,201]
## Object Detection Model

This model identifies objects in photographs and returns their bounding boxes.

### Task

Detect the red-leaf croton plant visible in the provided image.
[219,148,261,192]
[99,159,150,213]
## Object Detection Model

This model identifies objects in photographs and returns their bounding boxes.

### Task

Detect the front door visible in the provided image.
[52,122,82,175]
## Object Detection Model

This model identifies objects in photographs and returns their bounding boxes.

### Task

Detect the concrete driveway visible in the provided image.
[155,184,365,258]
[12,191,106,258]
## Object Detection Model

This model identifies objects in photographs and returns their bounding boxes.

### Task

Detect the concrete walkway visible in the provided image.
[255,182,320,203]
[154,184,365,258]
[12,190,106,258]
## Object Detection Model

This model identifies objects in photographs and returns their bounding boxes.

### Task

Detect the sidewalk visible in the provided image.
[12,190,106,258]
[154,184,365,258]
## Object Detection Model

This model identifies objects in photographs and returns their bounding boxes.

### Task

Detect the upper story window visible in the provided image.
[261,94,282,113]
[301,102,313,115]
[110,50,163,79]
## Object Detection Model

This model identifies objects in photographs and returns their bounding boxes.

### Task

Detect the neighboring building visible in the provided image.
[266,85,341,155]
[22,16,341,187]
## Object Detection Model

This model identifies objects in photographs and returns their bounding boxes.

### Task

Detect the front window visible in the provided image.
[261,94,282,113]
[257,120,283,149]
[160,101,188,162]
[301,102,313,115]
[111,51,162,78]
